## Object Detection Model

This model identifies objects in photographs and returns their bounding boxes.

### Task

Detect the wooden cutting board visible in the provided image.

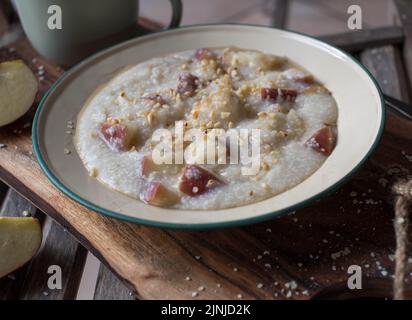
[1,36,411,300]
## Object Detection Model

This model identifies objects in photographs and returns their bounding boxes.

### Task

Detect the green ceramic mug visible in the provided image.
[14,0,182,65]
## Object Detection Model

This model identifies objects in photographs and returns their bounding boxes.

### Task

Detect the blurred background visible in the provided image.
[140,0,396,35]
[0,0,399,42]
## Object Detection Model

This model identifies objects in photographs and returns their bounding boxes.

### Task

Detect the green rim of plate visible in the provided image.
[32,24,386,230]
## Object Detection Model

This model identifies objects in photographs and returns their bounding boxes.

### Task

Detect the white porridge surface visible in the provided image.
[75,47,338,210]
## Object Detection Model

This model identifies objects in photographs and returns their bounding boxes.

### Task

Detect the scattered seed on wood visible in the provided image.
[285,281,298,290]
[7,274,16,280]
[22,210,31,217]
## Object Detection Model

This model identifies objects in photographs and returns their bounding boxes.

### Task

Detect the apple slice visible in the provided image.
[261,87,298,103]
[140,155,156,177]
[0,60,38,127]
[0,217,42,279]
[176,72,199,96]
[98,122,134,152]
[179,165,225,197]
[305,126,336,156]
[140,181,180,207]
[194,48,215,61]
[139,155,181,177]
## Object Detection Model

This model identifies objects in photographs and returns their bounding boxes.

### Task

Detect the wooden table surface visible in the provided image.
[1,30,412,299]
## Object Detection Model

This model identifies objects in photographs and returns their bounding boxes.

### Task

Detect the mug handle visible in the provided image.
[139,0,182,31]
[165,0,183,29]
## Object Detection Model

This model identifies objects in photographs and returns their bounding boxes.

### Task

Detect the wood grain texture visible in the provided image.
[1,36,412,300]
[94,264,135,300]
[361,46,410,102]
[395,0,412,96]
[18,216,87,300]
[0,188,37,218]
[0,189,40,300]
[0,182,9,203]
[0,188,87,300]
[319,26,405,53]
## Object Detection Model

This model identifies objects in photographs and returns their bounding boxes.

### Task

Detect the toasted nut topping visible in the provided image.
[221,112,231,119]
[147,111,155,126]
[90,167,98,177]
[261,162,270,171]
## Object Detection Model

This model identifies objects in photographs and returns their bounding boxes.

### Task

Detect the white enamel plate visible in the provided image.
[33,25,385,229]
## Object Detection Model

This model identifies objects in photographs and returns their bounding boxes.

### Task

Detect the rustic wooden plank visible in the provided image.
[0,188,37,217]
[394,0,412,96]
[1,35,411,300]
[360,46,411,102]
[269,0,289,28]
[0,187,87,300]
[0,188,87,300]
[0,8,8,36]
[0,188,40,300]
[319,26,404,53]
[0,181,8,202]
[19,216,88,300]
[361,45,412,300]
[94,264,135,300]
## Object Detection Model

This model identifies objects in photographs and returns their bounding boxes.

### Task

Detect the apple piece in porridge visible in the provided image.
[194,48,216,61]
[179,165,225,196]
[140,181,180,207]
[305,126,336,156]
[261,88,298,103]
[98,121,136,152]
[139,155,182,177]
[176,72,199,96]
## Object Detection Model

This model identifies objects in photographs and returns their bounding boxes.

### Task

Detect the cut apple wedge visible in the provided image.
[0,60,38,127]
[305,126,336,156]
[98,122,135,152]
[179,165,225,197]
[0,217,42,279]
[140,155,156,177]
[140,181,181,207]
[139,155,182,177]
[261,87,298,103]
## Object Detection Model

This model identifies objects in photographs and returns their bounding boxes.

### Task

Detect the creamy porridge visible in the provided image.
[75,47,337,210]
